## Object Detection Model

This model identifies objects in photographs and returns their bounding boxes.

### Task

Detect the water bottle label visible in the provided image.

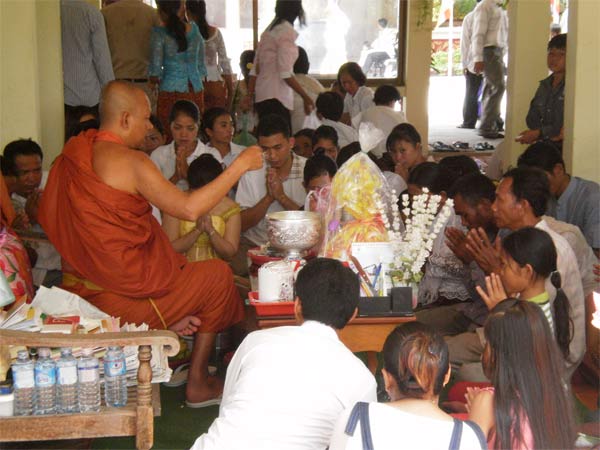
[78,366,99,383]
[104,360,126,377]
[14,370,34,389]
[58,366,78,385]
[34,367,57,387]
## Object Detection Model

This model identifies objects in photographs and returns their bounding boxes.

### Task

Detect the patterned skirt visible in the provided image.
[157,88,204,142]
[203,80,228,110]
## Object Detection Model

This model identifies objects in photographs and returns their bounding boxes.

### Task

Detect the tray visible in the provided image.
[248,291,295,317]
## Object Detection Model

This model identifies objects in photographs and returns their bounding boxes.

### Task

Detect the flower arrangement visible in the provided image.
[382,189,453,286]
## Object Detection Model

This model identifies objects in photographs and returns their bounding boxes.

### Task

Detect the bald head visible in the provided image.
[98,81,152,148]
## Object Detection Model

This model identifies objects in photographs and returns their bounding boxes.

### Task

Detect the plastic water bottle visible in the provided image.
[33,347,56,415]
[56,348,78,414]
[77,348,100,412]
[12,350,34,416]
[103,346,128,407]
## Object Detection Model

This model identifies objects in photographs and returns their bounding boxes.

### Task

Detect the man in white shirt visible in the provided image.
[316,92,358,148]
[470,0,506,139]
[233,114,307,274]
[458,9,483,129]
[452,167,585,381]
[192,258,377,450]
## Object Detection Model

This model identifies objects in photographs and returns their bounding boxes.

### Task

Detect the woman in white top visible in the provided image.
[338,62,374,125]
[329,323,487,450]
[186,0,234,110]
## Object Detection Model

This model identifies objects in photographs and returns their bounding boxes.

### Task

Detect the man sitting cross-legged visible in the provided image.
[192,258,377,450]
[39,80,263,407]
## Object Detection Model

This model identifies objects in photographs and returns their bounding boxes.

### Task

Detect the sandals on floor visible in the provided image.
[163,363,190,387]
[452,141,469,150]
[474,142,495,151]
[185,396,222,409]
[431,141,457,152]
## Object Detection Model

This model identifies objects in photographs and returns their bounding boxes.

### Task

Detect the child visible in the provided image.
[162,154,241,262]
[142,115,166,155]
[386,123,428,182]
[312,125,339,162]
[201,107,245,167]
[293,128,315,158]
[303,154,337,214]
[467,300,576,449]
[315,92,358,148]
[477,227,572,359]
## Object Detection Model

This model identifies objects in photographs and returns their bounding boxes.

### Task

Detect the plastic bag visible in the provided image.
[358,122,385,153]
[319,152,400,260]
[302,110,321,130]
[233,112,257,147]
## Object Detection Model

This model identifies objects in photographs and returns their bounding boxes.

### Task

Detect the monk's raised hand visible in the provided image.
[237,145,264,171]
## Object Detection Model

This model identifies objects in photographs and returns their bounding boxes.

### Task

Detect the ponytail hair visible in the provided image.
[157,0,188,52]
[186,0,210,40]
[549,270,574,359]
[502,227,573,359]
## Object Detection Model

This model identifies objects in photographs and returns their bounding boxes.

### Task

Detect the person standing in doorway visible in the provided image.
[458,8,483,129]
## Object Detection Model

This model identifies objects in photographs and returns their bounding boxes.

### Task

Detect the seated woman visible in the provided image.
[329,322,486,449]
[408,163,473,308]
[201,107,245,167]
[386,123,431,182]
[467,300,576,449]
[337,62,374,125]
[162,154,241,262]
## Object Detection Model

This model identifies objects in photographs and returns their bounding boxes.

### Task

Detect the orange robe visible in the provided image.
[38,130,243,332]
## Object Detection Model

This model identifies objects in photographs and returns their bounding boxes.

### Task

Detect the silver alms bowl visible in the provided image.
[266,210,322,258]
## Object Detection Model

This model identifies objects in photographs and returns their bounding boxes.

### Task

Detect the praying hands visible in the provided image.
[445,227,473,264]
[464,227,502,274]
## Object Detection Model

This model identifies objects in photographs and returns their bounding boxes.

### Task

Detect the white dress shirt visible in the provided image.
[235,154,307,245]
[150,140,219,191]
[291,74,325,134]
[536,219,585,376]
[343,86,375,122]
[205,142,246,168]
[461,11,476,73]
[192,321,377,450]
[321,119,359,149]
[470,0,505,62]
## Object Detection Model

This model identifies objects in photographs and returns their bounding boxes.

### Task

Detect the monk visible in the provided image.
[38,81,262,406]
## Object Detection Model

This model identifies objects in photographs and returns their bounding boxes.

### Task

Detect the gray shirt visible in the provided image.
[525,74,564,140]
[61,0,115,106]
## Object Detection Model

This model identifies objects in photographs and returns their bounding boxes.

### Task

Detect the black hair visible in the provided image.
[438,155,479,180]
[294,46,310,74]
[295,258,359,329]
[383,322,449,398]
[517,142,565,173]
[550,23,562,35]
[548,33,567,51]
[156,0,188,52]
[269,0,305,30]
[3,139,44,174]
[408,162,453,194]
[257,113,291,139]
[0,156,14,176]
[337,62,367,87]
[303,154,337,186]
[66,119,100,140]
[336,142,362,168]
[501,227,573,359]
[239,49,255,79]
[186,0,210,40]
[313,125,339,147]
[316,92,344,121]
[201,107,230,133]
[187,154,224,190]
[374,85,401,106]
[378,18,388,28]
[448,172,496,206]
[386,122,422,151]
[149,114,165,135]
[294,128,315,141]
[169,100,200,124]
[502,167,550,217]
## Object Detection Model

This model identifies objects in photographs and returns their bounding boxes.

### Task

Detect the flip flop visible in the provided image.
[163,363,190,387]
[185,396,222,408]
[452,141,469,150]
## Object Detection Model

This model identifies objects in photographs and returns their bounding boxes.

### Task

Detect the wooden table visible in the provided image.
[256,315,416,374]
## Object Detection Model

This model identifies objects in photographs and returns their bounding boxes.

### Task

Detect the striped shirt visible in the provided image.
[527,291,554,335]
[61,0,115,106]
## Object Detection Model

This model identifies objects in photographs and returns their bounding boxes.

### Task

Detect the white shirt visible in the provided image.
[329,402,486,450]
[470,0,505,62]
[351,106,406,157]
[343,86,375,121]
[536,219,585,376]
[150,140,219,191]
[192,321,377,450]
[235,154,307,245]
[205,142,245,168]
[321,118,359,149]
[291,74,325,134]
[461,11,476,73]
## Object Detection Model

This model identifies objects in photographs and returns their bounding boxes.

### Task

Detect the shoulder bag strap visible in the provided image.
[344,402,375,450]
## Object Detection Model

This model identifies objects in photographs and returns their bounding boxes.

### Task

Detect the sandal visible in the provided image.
[452,141,469,150]
[474,142,495,151]
[431,141,456,152]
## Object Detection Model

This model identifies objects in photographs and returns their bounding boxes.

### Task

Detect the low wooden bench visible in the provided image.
[0,329,180,450]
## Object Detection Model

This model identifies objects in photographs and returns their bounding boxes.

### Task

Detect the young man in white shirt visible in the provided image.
[316,92,359,148]
[192,258,377,450]
[232,114,307,274]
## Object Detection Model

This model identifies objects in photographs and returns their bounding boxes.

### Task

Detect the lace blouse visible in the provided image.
[204,28,232,82]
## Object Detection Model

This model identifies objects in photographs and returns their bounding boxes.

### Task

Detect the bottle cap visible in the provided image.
[37,347,51,358]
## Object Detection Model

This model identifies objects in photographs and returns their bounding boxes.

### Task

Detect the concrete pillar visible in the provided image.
[404,0,433,145]
[563,0,600,183]
[501,0,551,169]
[0,1,64,168]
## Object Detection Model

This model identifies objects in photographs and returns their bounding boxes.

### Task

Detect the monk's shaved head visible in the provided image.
[99,80,149,125]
